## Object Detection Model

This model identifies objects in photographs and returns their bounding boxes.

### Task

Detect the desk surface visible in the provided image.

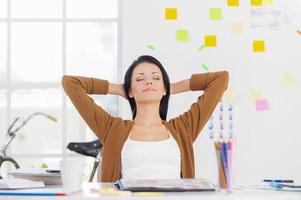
[1,182,300,200]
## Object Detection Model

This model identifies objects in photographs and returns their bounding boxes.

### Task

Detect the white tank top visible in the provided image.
[121,132,181,180]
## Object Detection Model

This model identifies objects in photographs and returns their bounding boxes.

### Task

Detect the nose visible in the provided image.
[145,80,152,85]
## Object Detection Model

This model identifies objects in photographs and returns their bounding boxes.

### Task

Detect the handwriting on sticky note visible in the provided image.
[204,35,217,47]
[256,98,269,111]
[165,8,177,20]
[209,8,222,20]
[176,30,189,42]
[251,0,263,6]
[227,0,239,6]
[253,40,265,52]
[283,73,297,86]
[250,89,262,101]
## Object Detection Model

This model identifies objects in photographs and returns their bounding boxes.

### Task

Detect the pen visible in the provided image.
[263,179,294,183]
[46,169,60,173]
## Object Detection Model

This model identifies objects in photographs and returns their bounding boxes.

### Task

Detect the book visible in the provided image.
[0,178,45,189]
[115,178,216,192]
[9,168,61,185]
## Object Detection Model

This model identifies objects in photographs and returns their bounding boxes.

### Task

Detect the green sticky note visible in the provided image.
[176,30,189,42]
[209,8,222,20]
[147,44,155,50]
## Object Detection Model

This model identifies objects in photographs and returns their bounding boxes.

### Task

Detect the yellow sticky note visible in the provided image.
[165,8,177,20]
[253,40,265,52]
[176,30,189,42]
[250,89,262,101]
[283,73,297,86]
[231,22,244,35]
[227,0,239,6]
[251,0,263,6]
[224,88,237,103]
[204,35,216,47]
[209,8,222,20]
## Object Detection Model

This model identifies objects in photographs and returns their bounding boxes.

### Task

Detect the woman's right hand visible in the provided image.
[108,82,128,100]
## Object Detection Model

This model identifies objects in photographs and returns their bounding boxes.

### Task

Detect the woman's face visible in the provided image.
[129,62,166,104]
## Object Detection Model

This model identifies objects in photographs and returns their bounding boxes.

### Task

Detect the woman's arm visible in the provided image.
[170,79,190,95]
[170,71,229,142]
[62,75,121,143]
[108,82,127,99]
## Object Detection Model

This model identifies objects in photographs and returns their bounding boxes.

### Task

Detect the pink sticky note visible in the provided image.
[256,98,269,111]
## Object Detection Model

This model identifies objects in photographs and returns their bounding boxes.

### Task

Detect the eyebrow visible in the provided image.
[135,72,160,76]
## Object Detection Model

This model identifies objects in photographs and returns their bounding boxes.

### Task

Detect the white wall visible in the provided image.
[119,0,301,184]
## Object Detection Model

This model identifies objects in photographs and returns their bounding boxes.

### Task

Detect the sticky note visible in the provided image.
[250,89,262,101]
[209,8,222,20]
[253,40,265,52]
[256,98,269,111]
[264,0,274,4]
[224,88,237,103]
[204,35,217,47]
[146,44,155,50]
[227,0,239,6]
[251,0,263,6]
[176,30,189,42]
[283,73,297,86]
[231,22,244,35]
[165,8,177,20]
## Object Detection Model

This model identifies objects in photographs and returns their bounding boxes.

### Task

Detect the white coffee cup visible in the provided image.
[59,158,85,190]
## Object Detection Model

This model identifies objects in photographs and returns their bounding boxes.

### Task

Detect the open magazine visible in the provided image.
[115,178,216,192]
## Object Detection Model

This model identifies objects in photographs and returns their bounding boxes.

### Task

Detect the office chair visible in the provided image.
[67,140,103,182]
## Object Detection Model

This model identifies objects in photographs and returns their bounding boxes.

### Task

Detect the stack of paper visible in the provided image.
[0,178,45,189]
[9,168,61,185]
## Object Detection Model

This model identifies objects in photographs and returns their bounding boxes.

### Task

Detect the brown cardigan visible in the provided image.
[62,71,229,182]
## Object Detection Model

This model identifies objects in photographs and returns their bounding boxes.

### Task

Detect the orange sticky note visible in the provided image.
[253,40,265,52]
[204,35,217,47]
[231,22,244,35]
[283,73,297,86]
[224,88,237,103]
[227,0,239,6]
[176,30,189,42]
[256,98,269,111]
[165,8,177,20]
[251,0,263,6]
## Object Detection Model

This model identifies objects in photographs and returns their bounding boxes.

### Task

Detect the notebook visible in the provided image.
[115,178,216,192]
[0,178,45,189]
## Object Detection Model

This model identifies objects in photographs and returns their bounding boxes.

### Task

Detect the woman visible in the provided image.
[62,55,229,182]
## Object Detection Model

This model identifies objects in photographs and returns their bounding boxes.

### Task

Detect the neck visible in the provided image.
[134,102,162,126]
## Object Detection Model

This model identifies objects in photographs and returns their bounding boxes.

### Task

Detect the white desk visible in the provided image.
[1,182,300,200]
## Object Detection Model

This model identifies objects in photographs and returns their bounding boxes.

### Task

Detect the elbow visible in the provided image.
[61,75,72,90]
[221,71,229,90]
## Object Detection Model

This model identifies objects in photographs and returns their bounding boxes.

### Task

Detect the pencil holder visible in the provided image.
[214,139,236,192]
